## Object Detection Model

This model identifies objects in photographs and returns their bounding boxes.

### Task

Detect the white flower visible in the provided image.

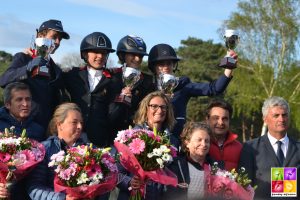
[156,158,164,168]
[162,153,172,162]
[89,172,104,185]
[147,153,154,158]
[77,172,89,185]
[160,145,170,153]
[65,154,71,162]
[152,148,163,156]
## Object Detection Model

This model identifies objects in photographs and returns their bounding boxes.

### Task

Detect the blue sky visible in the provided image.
[0,0,239,66]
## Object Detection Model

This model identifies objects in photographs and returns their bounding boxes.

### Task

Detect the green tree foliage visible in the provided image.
[222,0,300,139]
[0,51,12,106]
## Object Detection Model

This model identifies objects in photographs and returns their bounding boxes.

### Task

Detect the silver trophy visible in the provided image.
[123,67,141,89]
[115,67,141,105]
[159,73,179,97]
[219,29,239,69]
[32,38,55,77]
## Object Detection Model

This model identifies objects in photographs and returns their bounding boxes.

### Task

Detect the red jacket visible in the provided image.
[209,131,242,171]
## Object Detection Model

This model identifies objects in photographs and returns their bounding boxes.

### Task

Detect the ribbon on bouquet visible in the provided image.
[114,142,178,197]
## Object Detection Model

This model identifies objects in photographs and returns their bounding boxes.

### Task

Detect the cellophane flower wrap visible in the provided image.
[206,162,256,200]
[114,128,178,200]
[0,127,45,185]
[49,144,118,199]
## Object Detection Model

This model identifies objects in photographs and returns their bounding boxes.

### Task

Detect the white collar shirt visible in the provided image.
[267,132,289,158]
[87,67,102,92]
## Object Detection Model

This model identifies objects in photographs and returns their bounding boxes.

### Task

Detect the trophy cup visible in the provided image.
[31,38,55,77]
[158,73,179,97]
[219,29,239,69]
[115,67,141,105]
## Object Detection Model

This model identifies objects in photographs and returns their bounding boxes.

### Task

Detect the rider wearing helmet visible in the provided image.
[113,35,156,129]
[0,19,69,132]
[148,43,237,139]
[63,32,129,147]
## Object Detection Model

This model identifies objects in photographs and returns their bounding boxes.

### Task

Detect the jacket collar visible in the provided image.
[211,131,238,146]
[0,107,32,127]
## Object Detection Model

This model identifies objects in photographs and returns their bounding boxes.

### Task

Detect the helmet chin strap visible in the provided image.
[173,62,179,73]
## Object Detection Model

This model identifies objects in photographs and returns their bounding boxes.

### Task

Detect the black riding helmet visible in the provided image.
[117,35,148,64]
[148,44,180,73]
[80,32,115,59]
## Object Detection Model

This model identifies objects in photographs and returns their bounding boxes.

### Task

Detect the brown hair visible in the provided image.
[180,121,212,154]
[48,103,82,135]
[133,91,175,130]
[205,98,233,118]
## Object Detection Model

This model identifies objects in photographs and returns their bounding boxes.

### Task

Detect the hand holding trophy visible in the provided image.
[158,73,179,98]
[31,38,55,77]
[115,66,141,105]
[219,29,239,69]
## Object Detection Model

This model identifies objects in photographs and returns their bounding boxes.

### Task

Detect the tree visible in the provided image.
[221,0,300,139]
[0,51,13,106]
[59,53,85,71]
[59,52,117,71]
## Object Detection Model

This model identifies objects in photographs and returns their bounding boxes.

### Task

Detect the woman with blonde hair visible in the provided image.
[27,103,109,200]
[133,91,175,132]
[118,91,177,200]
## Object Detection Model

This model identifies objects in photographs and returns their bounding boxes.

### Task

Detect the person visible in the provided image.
[117,91,176,200]
[147,43,238,139]
[26,102,110,200]
[63,32,129,147]
[0,19,69,131]
[113,35,156,130]
[0,82,45,200]
[0,82,45,141]
[133,91,177,145]
[205,99,242,171]
[163,121,216,200]
[238,96,300,199]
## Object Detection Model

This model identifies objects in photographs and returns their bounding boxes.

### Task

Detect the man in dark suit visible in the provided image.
[239,96,300,199]
[63,32,130,147]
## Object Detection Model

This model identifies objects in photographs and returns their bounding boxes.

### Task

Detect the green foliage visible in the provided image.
[0,51,12,106]
[220,0,300,139]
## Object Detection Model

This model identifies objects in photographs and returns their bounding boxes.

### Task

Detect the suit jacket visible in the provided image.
[63,66,128,147]
[239,134,300,200]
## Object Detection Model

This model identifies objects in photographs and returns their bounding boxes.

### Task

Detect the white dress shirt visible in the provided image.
[267,132,289,158]
[87,67,102,92]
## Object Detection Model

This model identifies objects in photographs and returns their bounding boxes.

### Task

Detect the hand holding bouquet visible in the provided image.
[0,127,45,192]
[114,128,178,200]
[207,162,256,200]
[49,144,118,199]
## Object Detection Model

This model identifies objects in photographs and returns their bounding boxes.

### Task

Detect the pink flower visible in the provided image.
[86,164,102,177]
[128,138,145,155]
[13,149,35,166]
[50,151,65,162]
[0,152,11,162]
[59,162,77,180]
[170,146,177,157]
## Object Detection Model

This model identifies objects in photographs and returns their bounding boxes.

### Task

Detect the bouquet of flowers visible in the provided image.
[114,128,178,200]
[49,144,118,199]
[206,162,256,200]
[0,127,45,187]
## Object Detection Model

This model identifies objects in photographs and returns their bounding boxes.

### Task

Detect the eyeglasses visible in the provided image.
[148,104,168,111]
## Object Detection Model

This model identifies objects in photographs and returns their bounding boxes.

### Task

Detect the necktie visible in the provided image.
[276,141,284,166]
